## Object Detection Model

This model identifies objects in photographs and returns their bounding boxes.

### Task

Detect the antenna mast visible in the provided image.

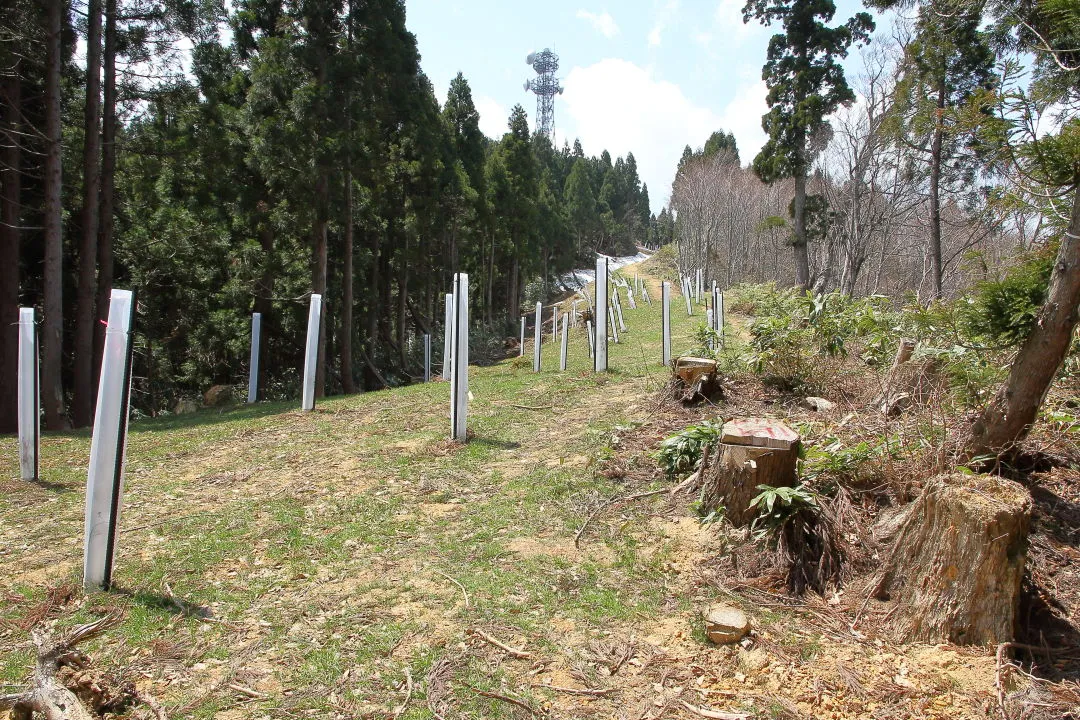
[523,49,563,139]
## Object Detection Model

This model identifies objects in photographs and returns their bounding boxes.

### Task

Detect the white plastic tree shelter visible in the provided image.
[301,294,323,411]
[696,268,702,303]
[424,333,431,382]
[247,312,261,403]
[519,316,525,357]
[594,258,608,372]
[643,284,651,305]
[682,277,693,316]
[559,313,569,371]
[586,319,595,357]
[662,281,671,366]
[614,291,627,332]
[450,273,469,441]
[552,306,558,344]
[443,293,454,378]
[626,286,636,310]
[717,290,726,345]
[706,309,715,351]
[608,306,620,344]
[18,307,39,481]
[533,301,543,373]
[83,289,136,591]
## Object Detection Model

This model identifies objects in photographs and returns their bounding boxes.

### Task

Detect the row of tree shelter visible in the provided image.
[12,259,722,593]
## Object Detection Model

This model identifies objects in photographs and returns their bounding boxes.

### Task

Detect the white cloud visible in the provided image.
[475,95,509,140]
[647,0,679,48]
[561,58,768,212]
[576,9,620,39]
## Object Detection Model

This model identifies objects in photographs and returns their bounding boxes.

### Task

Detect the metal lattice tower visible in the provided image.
[523,49,563,139]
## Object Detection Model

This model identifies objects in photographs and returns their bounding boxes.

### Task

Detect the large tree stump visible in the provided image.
[701,418,800,527]
[872,473,1031,644]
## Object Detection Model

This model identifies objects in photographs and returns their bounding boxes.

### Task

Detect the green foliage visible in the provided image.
[653,420,724,480]
[958,243,1057,346]
[744,288,895,388]
[748,483,819,541]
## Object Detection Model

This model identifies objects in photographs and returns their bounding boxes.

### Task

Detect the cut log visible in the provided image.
[672,356,720,403]
[871,473,1031,645]
[701,419,800,527]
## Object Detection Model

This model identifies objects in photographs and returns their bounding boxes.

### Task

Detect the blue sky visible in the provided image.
[405,0,894,213]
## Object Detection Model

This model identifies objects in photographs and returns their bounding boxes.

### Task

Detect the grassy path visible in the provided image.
[0,268,1003,719]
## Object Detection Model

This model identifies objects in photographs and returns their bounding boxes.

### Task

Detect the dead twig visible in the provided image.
[392,668,413,720]
[228,683,267,700]
[467,629,533,659]
[468,686,540,716]
[432,570,470,609]
[532,683,613,697]
[574,488,668,548]
[679,700,750,719]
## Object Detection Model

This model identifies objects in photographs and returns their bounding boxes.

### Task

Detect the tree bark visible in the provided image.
[42,0,66,430]
[926,75,946,301]
[73,0,104,428]
[962,185,1080,461]
[792,171,810,291]
[312,170,328,398]
[340,171,355,393]
[871,473,1030,644]
[94,0,117,374]
[0,75,21,434]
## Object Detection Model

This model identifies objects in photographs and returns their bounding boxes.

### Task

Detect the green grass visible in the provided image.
[0,270,730,717]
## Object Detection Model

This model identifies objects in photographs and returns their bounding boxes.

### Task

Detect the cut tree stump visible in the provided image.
[871,473,1031,645]
[672,356,720,403]
[701,418,800,527]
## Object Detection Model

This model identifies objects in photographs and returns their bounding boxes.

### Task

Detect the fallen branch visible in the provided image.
[469,687,539,715]
[467,629,533,659]
[679,700,750,719]
[495,403,553,411]
[2,613,123,720]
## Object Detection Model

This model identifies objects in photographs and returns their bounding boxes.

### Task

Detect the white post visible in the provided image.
[696,268,703,303]
[594,258,608,372]
[247,312,261,404]
[552,306,558,345]
[626,285,636,310]
[586,319,595,357]
[301,294,322,411]
[17,307,39,481]
[424,333,431,382]
[706,308,715,352]
[683,277,693,316]
[83,289,136,591]
[533,301,542,373]
[519,316,525,357]
[718,291,725,346]
[662,281,671,366]
[559,313,569,371]
[450,273,469,441]
[608,306,620,344]
[643,285,651,305]
[443,293,454,378]
[614,290,627,332]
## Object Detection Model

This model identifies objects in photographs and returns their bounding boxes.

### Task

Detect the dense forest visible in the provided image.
[0,0,656,430]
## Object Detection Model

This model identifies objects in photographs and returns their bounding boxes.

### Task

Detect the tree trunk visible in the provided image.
[312,171,328,398]
[94,0,117,375]
[340,170,355,393]
[0,75,21,434]
[701,419,800,527]
[871,473,1030,644]
[73,0,104,428]
[962,185,1080,461]
[42,0,65,430]
[792,172,810,291]
[926,76,946,301]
